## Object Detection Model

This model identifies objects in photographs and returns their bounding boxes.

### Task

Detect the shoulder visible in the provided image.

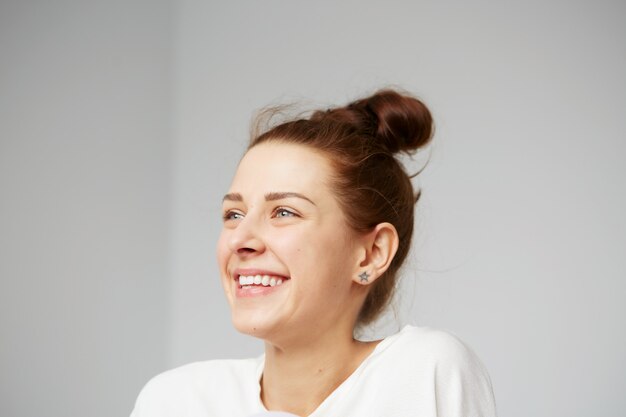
[146,357,257,387]
[392,325,486,369]
[130,357,261,416]
[385,325,497,416]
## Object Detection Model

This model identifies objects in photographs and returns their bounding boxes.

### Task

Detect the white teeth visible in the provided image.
[238,274,287,287]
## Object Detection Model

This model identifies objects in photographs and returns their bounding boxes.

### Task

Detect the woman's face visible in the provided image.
[217,141,365,344]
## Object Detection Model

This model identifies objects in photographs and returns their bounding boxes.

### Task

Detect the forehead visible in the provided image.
[229,141,333,195]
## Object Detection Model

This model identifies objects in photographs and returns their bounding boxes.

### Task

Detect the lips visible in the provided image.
[232,269,290,298]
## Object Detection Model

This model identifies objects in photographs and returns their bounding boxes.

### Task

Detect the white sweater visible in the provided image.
[130,325,497,417]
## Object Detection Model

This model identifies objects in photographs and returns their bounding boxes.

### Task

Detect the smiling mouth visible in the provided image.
[235,273,290,289]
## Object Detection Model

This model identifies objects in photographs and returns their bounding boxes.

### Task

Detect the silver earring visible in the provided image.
[358,271,370,283]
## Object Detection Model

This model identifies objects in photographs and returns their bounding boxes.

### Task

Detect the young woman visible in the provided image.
[130,89,497,417]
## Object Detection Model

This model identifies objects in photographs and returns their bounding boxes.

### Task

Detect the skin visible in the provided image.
[217,141,399,416]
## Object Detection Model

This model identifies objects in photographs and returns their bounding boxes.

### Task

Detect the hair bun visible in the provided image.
[347,89,433,154]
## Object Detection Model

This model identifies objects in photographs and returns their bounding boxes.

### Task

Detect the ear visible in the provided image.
[352,222,399,286]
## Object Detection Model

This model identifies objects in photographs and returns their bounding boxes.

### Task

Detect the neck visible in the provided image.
[260,324,379,417]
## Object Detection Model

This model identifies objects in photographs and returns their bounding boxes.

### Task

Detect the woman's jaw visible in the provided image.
[225,273,365,350]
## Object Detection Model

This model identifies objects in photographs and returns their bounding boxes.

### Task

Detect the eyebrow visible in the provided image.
[222,191,316,206]
[222,192,243,202]
[265,192,316,206]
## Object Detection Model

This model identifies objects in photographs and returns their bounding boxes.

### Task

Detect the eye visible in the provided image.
[273,207,297,218]
[223,210,244,221]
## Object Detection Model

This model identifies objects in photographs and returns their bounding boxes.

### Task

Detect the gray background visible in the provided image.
[1,1,624,417]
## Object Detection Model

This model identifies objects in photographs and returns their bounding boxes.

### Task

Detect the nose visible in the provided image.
[227,215,266,257]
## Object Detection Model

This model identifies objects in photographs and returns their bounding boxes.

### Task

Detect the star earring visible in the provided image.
[358,271,370,283]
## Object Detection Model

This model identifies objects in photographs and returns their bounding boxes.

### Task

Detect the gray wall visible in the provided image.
[0,1,172,417]
[1,1,625,417]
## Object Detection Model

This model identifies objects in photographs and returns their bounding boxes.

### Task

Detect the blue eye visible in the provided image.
[274,208,296,218]
[223,211,244,221]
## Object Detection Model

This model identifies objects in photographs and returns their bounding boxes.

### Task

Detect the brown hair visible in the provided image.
[249,89,433,326]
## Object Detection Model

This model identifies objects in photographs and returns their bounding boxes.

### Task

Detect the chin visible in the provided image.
[231,310,277,339]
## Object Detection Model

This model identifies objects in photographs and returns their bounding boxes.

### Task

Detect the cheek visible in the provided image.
[268,233,305,268]
[286,233,351,286]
